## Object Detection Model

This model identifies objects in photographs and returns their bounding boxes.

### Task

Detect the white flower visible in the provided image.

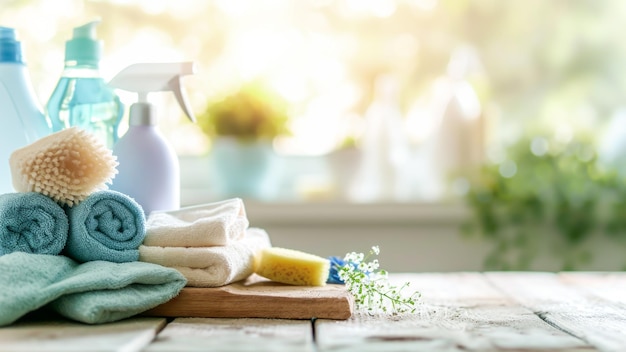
[336,245,420,314]
[344,251,364,263]
[370,259,380,271]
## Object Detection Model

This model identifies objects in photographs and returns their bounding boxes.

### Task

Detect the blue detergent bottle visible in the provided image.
[46,20,123,149]
[0,26,51,194]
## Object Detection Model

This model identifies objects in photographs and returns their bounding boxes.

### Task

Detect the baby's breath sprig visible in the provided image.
[332,246,420,314]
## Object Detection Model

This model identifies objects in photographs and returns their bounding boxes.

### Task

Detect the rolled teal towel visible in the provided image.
[0,192,68,256]
[65,190,145,263]
[0,252,186,326]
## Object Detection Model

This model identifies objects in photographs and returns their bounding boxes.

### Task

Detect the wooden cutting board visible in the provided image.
[144,274,354,320]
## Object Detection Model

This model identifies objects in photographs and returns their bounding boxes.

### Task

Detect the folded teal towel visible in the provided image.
[0,252,186,326]
[0,192,68,256]
[64,190,145,263]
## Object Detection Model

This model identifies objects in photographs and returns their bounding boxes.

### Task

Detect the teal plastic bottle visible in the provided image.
[46,20,122,149]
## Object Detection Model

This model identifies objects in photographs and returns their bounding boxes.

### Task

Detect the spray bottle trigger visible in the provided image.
[168,77,195,123]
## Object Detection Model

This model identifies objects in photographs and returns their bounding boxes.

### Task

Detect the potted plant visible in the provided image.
[197,82,290,199]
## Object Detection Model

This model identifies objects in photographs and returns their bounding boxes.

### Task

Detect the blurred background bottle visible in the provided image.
[46,20,122,149]
[350,75,411,202]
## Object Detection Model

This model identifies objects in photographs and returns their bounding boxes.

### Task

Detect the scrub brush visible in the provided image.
[9,127,118,206]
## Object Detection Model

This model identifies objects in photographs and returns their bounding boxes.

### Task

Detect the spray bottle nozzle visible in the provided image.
[109,62,197,124]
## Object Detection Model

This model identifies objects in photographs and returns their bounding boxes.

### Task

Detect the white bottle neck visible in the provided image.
[129,102,157,126]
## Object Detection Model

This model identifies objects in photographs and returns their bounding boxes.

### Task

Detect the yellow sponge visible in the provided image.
[255,247,330,286]
[9,127,118,206]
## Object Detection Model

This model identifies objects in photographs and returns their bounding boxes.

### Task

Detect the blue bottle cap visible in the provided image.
[0,26,23,63]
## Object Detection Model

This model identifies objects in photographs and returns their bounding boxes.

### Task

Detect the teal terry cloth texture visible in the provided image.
[0,252,186,326]
[0,192,69,256]
[64,190,146,263]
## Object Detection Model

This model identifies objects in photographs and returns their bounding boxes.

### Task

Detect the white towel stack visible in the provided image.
[138,198,271,287]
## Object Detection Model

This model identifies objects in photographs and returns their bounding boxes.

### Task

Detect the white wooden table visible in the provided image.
[2,272,625,352]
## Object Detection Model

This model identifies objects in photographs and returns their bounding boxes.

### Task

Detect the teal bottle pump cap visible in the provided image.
[0,26,23,63]
[65,20,102,67]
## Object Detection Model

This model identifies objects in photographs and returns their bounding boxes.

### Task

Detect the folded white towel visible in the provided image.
[139,228,271,287]
[143,198,249,247]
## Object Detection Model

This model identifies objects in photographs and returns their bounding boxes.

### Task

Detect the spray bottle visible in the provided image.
[108,62,196,215]
[0,26,51,194]
[46,20,123,149]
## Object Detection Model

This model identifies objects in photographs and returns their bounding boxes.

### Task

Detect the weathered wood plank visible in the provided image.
[0,316,165,352]
[144,318,314,352]
[559,272,626,305]
[316,273,594,352]
[144,274,352,320]
[487,272,626,352]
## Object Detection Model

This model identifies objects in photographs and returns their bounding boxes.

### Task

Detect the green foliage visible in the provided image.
[198,83,290,143]
[464,136,626,270]
[337,135,358,150]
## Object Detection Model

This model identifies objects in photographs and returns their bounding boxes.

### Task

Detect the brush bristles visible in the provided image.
[10,128,118,206]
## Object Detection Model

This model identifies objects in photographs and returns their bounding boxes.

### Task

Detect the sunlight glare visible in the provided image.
[215,0,251,17]
[231,30,291,80]
[555,124,573,145]
[139,0,167,15]
[102,28,184,80]
[530,137,549,157]
[270,71,310,103]
[345,0,397,18]
[499,160,517,178]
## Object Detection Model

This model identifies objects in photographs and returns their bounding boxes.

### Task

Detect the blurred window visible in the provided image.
[3,0,625,202]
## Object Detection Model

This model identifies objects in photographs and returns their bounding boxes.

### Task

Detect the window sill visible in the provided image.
[182,188,469,227]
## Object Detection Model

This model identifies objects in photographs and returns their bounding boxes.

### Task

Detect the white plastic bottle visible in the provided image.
[423,46,483,199]
[0,27,51,194]
[108,62,196,215]
[350,75,410,202]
